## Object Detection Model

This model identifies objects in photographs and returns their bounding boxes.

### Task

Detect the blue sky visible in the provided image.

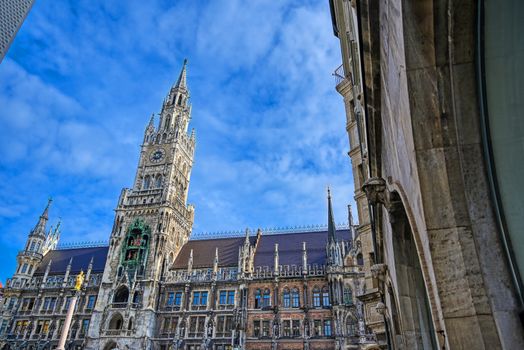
[0,0,355,283]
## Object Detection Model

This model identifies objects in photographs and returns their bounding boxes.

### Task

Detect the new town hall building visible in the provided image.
[0,62,377,350]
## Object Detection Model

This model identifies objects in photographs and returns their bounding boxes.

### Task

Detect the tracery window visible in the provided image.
[343,287,353,305]
[254,289,262,308]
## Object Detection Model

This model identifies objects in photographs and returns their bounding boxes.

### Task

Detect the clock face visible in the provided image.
[149,148,166,163]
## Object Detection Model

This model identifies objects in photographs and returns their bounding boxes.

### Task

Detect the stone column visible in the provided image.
[56,291,78,350]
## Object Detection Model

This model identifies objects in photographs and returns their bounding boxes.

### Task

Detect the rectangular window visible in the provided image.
[219,291,227,304]
[292,292,300,308]
[324,320,332,336]
[216,315,234,337]
[86,295,96,309]
[49,297,57,311]
[313,320,322,336]
[201,291,208,306]
[167,292,175,306]
[162,317,178,334]
[192,291,200,305]
[0,320,7,335]
[21,298,34,311]
[64,296,71,311]
[57,319,64,336]
[253,320,260,337]
[21,263,28,274]
[227,291,235,305]
[188,316,205,337]
[322,291,330,307]
[7,298,16,310]
[80,319,89,335]
[292,320,300,336]
[262,320,270,337]
[282,320,291,337]
[174,292,182,306]
[313,292,321,307]
[35,320,44,334]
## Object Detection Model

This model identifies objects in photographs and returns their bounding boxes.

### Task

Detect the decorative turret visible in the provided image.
[13,199,55,285]
[42,219,61,256]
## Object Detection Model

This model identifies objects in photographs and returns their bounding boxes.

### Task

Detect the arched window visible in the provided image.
[113,286,129,304]
[254,289,262,309]
[29,241,35,251]
[165,116,171,129]
[263,289,271,307]
[322,286,330,307]
[356,253,364,266]
[282,288,290,308]
[346,316,358,336]
[291,288,300,308]
[313,287,321,307]
[162,133,167,142]
[143,176,151,190]
[108,314,123,330]
[155,175,162,188]
[343,287,353,305]
[35,242,40,252]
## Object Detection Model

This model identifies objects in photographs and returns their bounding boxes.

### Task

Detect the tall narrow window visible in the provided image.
[313,287,321,307]
[282,288,290,308]
[254,289,261,309]
[322,287,330,307]
[282,320,291,337]
[263,289,271,307]
[253,320,260,337]
[343,287,353,305]
[291,288,300,308]
[324,319,332,336]
[292,320,300,337]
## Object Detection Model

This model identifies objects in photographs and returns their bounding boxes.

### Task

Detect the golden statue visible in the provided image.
[74,270,85,291]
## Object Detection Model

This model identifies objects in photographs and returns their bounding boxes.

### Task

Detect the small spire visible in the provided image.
[174,58,188,90]
[274,243,279,276]
[213,248,219,274]
[347,204,354,227]
[302,242,308,274]
[327,187,337,243]
[148,113,155,127]
[187,249,193,275]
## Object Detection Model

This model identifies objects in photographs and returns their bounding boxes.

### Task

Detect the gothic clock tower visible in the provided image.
[87,60,195,349]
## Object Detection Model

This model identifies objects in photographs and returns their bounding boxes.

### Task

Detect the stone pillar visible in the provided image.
[56,291,78,350]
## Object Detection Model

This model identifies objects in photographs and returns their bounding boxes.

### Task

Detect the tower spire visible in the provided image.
[31,198,52,237]
[327,187,337,243]
[174,58,188,90]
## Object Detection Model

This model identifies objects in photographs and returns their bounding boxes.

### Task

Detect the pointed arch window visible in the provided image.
[155,174,162,188]
[282,288,290,308]
[143,176,151,190]
[356,253,364,266]
[291,288,300,308]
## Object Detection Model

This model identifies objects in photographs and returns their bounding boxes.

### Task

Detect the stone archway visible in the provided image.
[388,192,437,349]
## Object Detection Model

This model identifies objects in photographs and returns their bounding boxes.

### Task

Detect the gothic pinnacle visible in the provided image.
[327,187,337,243]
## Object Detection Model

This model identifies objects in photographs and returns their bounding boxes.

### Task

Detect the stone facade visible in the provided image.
[0,61,375,350]
[329,0,524,349]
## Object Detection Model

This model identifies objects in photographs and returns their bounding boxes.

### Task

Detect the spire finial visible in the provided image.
[327,187,337,243]
[174,59,188,90]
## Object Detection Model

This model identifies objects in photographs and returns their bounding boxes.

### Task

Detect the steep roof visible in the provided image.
[172,236,254,269]
[172,229,350,270]
[34,246,109,276]
[254,229,350,267]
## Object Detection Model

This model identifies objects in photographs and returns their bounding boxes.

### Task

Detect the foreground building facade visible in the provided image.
[330,0,524,349]
[0,61,375,350]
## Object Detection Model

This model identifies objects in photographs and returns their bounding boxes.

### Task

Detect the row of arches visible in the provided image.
[141,174,163,190]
